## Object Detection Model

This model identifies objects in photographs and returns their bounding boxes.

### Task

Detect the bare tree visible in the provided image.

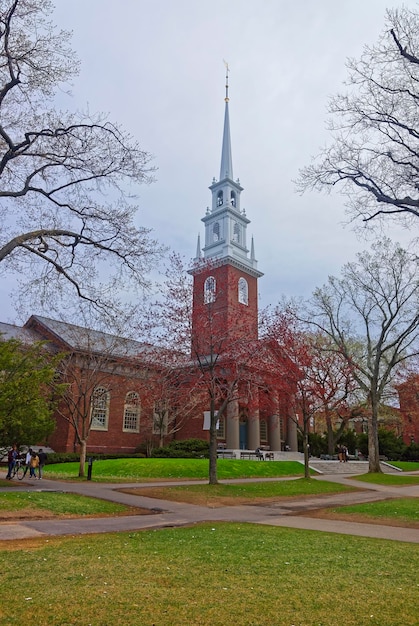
[54,316,149,477]
[303,239,419,472]
[0,0,161,314]
[297,7,419,228]
[149,254,290,485]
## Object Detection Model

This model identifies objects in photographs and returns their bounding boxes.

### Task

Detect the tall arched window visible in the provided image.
[260,419,268,443]
[217,416,225,439]
[233,222,240,243]
[91,386,110,430]
[230,191,236,207]
[204,276,216,304]
[217,191,223,206]
[213,221,220,242]
[123,391,140,432]
[238,277,248,305]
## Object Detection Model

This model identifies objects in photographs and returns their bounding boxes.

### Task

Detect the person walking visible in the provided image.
[37,449,47,479]
[29,451,39,478]
[5,445,18,479]
[22,448,33,478]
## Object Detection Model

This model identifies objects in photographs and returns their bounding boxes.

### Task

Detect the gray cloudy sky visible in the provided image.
[1,0,417,322]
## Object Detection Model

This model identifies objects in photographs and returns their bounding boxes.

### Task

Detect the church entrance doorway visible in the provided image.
[239,416,248,449]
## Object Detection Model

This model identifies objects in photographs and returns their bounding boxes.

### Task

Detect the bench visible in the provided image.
[240,452,258,460]
[217,451,235,459]
[240,451,274,461]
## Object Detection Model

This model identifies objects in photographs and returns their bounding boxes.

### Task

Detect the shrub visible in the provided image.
[150,438,209,458]
[401,442,419,462]
[47,452,145,464]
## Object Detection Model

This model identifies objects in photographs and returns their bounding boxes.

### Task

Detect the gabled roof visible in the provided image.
[0,322,40,344]
[24,315,158,360]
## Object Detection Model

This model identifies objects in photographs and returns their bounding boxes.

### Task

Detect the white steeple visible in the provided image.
[219,70,233,180]
[195,66,262,278]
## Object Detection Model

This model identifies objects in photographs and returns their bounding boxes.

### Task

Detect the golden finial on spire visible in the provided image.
[223,59,229,102]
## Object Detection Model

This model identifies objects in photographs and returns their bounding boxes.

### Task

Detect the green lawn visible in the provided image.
[1,523,418,625]
[387,461,419,472]
[353,473,419,486]
[330,498,419,524]
[42,458,309,481]
[0,491,132,516]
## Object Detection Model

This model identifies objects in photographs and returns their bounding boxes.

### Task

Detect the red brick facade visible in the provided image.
[398,376,419,444]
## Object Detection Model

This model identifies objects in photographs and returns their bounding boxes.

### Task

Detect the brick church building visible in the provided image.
[0,80,299,455]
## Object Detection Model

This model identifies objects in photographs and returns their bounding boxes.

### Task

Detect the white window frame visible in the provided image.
[238,277,248,305]
[204,275,216,304]
[91,386,110,431]
[123,391,140,432]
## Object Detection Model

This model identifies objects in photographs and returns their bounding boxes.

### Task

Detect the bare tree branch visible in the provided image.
[0,0,163,313]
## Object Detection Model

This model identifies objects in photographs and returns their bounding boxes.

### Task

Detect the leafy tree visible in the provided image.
[298,7,419,227]
[377,427,405,460]
[0,0,161,314]
[304,239,419,472]
[0,337,61,446]
[307,432,327,458]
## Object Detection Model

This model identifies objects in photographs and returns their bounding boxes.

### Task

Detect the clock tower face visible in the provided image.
[191,88,262,355]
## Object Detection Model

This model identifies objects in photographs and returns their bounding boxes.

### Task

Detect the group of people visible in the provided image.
[337,444,349,463]
[5,445,47,479]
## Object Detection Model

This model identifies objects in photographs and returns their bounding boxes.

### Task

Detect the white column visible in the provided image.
[226,397,239,449]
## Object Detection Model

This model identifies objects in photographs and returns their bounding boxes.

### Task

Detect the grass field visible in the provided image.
[41,458,311,481]
[1,523,418,626]
[353,473,419,486]
[326,498,419,525]
[0,491,136,519]
[387,461,419,472]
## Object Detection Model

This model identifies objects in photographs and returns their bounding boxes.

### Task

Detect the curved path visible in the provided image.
[1,472,418,543]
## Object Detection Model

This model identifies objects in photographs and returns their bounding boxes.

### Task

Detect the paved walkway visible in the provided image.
[1,471,419,543]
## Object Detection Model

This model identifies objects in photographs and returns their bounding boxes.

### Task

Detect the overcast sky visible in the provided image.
[1,0,418,323]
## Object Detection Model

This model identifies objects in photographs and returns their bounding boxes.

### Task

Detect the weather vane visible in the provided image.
[223,59,229,102]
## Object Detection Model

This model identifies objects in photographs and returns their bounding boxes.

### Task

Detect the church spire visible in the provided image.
[198,68,262,279]
[219,61,233,181]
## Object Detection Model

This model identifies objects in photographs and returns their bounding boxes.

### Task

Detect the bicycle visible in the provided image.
[10,457,27,480]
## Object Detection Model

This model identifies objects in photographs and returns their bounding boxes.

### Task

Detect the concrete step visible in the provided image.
[308,460,401,475]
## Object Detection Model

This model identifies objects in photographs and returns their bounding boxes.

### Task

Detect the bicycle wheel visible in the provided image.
[17,465,25,480]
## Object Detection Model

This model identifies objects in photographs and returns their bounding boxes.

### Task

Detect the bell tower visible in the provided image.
[191,68,263,353]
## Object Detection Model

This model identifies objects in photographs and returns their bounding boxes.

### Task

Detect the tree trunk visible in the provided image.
[326,414,335,456]
[208,397,218,485]
[79,439,87,477]
[368,401,382,473]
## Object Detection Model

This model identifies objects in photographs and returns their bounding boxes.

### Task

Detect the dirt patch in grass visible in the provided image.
[296,508,419,529]
[118,486,355,508]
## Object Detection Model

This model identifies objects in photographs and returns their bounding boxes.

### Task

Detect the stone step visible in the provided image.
[308,460,401,475]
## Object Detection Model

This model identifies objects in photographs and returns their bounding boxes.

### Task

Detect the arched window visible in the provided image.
[91,386,110,430]
[260,419,268,442]
[217,191,223,207]
[233,222,240,243]
[123,391,140,432]
[238,277,248,305]
[230,191,236,207]
[204,276,216,304]
[213,221,220,242]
